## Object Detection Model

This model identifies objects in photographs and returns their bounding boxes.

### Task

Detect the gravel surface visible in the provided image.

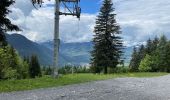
[1,75,170,100]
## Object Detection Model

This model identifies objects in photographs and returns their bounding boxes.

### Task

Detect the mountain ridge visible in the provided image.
[5,33,132,66]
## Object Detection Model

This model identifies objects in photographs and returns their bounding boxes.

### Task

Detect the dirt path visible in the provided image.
[1,75,170,100]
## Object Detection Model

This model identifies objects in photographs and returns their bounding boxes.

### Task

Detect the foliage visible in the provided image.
[139,54,152,72]
[42,66,53,75]
[29,55,42,78]
[0,46,29,79]
[59,65,90,74]
[91,0,123,74]
[3,67,17,79]
[0,30,7,47]
[129,47,140,72]
[108,67,130,73]
[0,0,20,47]
[0,0,20,31]
[130,35,170,73]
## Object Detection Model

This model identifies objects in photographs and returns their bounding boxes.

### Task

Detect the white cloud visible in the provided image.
[60,14,96,43]
[114,0,170,44]
[8,0,170,46]
[8,0,96,42]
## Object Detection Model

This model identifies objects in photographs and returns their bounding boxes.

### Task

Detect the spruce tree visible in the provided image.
[157,35,167,71]
[138,44,145,63]
[145,38,152,55]
[0,0,20,47]
[0,29,7,47]
[29,55,41,78]
[151,37,159,53]
[91,0,123,74]
[129,47,139,71]
[0,0,20,31]
[165,42,170,72]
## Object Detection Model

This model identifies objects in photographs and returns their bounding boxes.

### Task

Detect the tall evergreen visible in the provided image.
[91,0,123,74]
[129,47,139,71]
[0,0,20,31]
[0,29,7,47]
[0,0,20,47]
[165,42,170,72]
[145,38,152,55]
[138,44,146,63]
[157,35,167,71]
[151,37,159,53]
[29,55,41,78]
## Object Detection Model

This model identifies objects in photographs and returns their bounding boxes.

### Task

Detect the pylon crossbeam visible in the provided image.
[60,0,80,2]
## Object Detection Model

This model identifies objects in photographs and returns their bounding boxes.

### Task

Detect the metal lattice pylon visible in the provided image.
[31,0,81,77]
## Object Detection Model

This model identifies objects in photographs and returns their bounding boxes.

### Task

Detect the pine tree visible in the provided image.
[91,0,123,74]
[0,29,7,47]
[145,38,152,55]
[129,44,145,72]
[157,35,167,71]
[165,42,170,72]
[152,36,159,52]
[0,0,20,47]
[45,66,52,75]
[129,47,139,71]
[0,0,20,31]
[138,44,146,63]
[29,55,41,78]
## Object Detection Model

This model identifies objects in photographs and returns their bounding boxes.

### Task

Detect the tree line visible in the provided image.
[130,35,170,72]
[0,44,42,79]
[0,0,42,80]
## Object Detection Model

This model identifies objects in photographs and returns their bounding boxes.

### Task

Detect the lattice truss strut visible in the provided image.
[31,0,81,18]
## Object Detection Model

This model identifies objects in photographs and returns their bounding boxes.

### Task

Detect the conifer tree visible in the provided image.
[130,44,146,72]
[129,47,139,71]
[91,0,123,74]
[0,0,20,31]
[0,0,20,47]
[151,37,159,54]
[145,38,152,55]
[165,42,170,72]
[29,55,41,78]
[45,66,52,75]
[138,44,145,63]
[0,29,7,47]
[157,35,167,71]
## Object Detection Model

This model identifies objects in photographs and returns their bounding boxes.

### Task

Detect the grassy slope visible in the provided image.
[0,72,168,93]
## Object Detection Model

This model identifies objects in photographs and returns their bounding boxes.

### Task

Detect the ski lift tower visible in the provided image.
[31,0,81,77]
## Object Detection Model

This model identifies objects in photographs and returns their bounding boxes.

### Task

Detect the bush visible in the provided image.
[59,65,90,74]
[3,67,17,79]
[0,46,30,79]
[108,67,130,73]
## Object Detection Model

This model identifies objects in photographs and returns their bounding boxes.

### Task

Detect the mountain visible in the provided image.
[5,33,133,66]
[40,41,93,66]
[6,33,53,65]
[5,34,93,66]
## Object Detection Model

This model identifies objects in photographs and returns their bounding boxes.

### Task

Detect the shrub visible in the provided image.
[108,67,130,73]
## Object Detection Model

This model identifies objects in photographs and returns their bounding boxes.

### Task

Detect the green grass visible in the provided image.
[0,72,168,93]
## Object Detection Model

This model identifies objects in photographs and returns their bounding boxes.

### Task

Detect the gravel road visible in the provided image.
[1,75,170,100]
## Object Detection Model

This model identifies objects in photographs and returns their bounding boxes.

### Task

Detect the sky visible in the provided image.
[8,0,170,47]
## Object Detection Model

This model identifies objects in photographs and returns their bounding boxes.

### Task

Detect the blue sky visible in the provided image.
[8,0,170,47]
[80,0,101,14]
